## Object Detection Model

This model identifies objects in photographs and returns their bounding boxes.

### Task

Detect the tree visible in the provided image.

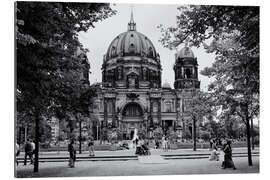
[202,117,221,138]
[185,91,214,151]
[158,5,259,165]
[16,2,116,172]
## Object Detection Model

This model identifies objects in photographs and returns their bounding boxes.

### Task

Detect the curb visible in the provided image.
[17,152,259,163]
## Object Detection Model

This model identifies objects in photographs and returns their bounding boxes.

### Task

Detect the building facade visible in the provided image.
[91,13,200,140]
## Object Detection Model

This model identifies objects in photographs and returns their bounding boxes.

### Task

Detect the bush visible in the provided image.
[182,130,192,139]
[200,131,210,141]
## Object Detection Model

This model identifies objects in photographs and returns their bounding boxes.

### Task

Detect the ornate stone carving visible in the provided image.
[126,93,140,100]
[142,67,147,80]
[117,66,122,80]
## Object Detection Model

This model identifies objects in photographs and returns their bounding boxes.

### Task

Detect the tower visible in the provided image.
[173,44,200,89]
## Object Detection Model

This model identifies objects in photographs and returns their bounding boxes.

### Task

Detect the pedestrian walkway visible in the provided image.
[138,155,167,164]
[17,147,259,158]
[17,147,259,164]
[15,156,259,178]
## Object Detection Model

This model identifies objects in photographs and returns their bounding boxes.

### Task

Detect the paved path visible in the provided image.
[18,147,259,158]
[15,156,259,178]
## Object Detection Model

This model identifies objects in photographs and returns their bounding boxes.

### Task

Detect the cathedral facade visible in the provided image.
[91,13,200,140]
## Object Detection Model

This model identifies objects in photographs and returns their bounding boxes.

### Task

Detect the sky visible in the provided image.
[78,3,216,91]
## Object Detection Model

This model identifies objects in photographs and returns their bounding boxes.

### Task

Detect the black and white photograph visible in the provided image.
[12,0,261,178]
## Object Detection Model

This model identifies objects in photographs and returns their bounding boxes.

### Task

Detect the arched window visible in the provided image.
[123,103,143,117]
[164,100,172,112]
[153,101,158,113]
[129,43,135,54]
[185,68,192,79]
[148,47,154,57]
[107,101,113,114]
[111,46,116,57]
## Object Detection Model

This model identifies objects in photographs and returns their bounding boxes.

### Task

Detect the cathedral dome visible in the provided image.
[176,46,195,59]
[102,11,162,89]
[106,31,157,60]
[104,11,159,64]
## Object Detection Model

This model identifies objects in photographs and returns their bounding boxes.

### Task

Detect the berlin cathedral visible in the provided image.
[91,12,200,140]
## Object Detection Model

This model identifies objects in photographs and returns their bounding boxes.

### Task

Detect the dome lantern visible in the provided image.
[127,8,136,31]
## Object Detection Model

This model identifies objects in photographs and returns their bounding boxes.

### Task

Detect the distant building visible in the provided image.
[90,12,200,140]
[47,117,59,142]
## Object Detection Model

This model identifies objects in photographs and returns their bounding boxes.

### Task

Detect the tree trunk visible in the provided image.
[192,116,197,151]
[251,117,255,150]
[245,104,253,166]
[24,124,27,142]
[79,120,82,154]
[34,109,40,172]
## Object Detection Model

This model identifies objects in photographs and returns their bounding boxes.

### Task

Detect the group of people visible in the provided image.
[17,135,237,171]
[209,138,236,170]
[134,137,151,156]
[153,135,169,151]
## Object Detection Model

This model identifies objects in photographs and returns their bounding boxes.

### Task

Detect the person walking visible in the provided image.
[155,139,159,149]
[88,136,95,156]
[209,138,213,150]
[164,137,169,152]
[162,135,166,151]
[221,139,236,170]
[68,139,76,168]
[23,139,33,165]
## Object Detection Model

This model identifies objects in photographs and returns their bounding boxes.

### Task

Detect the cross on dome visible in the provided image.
[128,6,136,31]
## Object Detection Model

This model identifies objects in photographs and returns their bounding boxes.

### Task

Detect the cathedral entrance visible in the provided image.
[121,102,144,140]
[162,120,174,135]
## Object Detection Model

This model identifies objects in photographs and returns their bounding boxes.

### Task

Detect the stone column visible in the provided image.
[158,98,162,126]
[181,67,184,77]
[175,97,179,124]
[104,98,108,128]
[112,98,116,127]
[149,98,153,127]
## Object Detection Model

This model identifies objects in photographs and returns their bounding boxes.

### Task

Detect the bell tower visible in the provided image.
[173,43,200,89]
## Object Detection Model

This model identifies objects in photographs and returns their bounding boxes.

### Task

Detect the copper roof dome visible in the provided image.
[104,11,159,64]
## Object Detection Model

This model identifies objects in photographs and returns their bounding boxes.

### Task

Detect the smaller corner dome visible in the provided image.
[176,46,195,59]
[162,81,171,89]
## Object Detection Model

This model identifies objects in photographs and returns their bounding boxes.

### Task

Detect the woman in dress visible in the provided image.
[221,139,236,170]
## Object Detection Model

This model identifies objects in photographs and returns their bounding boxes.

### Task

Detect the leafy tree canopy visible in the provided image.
[16,2,116,119]
[158,5,259,165]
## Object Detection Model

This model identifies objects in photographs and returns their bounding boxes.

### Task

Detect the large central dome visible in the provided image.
[104,11,159,64]
[102,11,161,89]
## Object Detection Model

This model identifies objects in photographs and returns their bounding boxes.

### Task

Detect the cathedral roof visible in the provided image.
[176,43,195,59]
[104,11,159,64]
